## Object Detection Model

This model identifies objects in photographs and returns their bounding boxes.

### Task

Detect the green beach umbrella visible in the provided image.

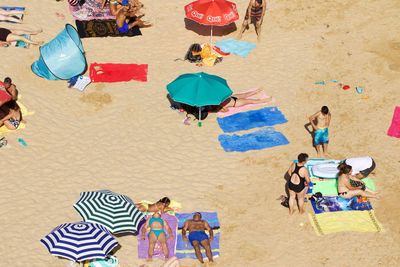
[166,72,233,126]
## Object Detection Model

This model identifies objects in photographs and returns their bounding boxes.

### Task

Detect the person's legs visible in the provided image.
[6,33,42,45]
[158,232,169,259]
[147,232,157,261]
[288,189,297,215]
[322,143,329,158]
[0,14,22,23]
[341,190,379,199]
[200,239,213,263]
[297,187,308,214]
[232,88,263,99]
[191,240,204,264]
[255,20,263,41]
[234,97,272,107]
[10,28,42,35]
[237,19,249,39]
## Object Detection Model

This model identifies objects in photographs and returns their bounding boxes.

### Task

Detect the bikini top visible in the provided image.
[149,217,164,226]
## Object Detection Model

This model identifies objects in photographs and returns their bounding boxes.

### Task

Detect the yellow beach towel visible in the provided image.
[0,100,34,134]
[309,210,383,236]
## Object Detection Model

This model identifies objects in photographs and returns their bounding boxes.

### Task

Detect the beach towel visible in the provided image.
[175,212,220,259]
[310,196,372,214]
[0,6,24,22]
[137,214,178,259]
[217,107,288,133]
[387,106,400,138]
[69,0,115,21]
[309,210,383,236]
[217,89,276,117]
[311,177,376,196]
[89,63,148,83]
[215,38,256,58]
[75,20,142,38]
[218,127,289,152]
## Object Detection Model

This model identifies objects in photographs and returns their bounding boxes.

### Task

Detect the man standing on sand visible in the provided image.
[309,106,331,158]
[182,212,214,264]
[238,0,267,41]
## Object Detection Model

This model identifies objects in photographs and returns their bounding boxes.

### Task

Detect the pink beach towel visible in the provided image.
[387,106,400,138]
[217,88,276,117]
[89,63,148,83]
[69,0,115,21]
[137,214,177,259]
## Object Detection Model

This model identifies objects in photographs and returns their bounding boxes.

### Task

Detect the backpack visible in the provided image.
[184,43,202,63]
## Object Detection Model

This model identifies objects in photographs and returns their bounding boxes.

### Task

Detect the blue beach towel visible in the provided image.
[311,196,373,214]
[217,107,287,133]
[175,212,220,259]
[215,38,256,58]
[218,127,289,152]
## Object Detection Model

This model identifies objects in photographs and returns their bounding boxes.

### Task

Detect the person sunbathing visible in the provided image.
[0,100,22,130]
[0,27,43,47]
[115,5,150,34]
[141,212,174,261]
[136,197,173,213]
[0,8,24,23]
[337,163,379,199]
[2,77,18,101]
[219,88,272,112]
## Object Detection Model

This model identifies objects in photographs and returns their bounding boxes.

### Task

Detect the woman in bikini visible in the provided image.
[0,26,43,47]
[0,100,22,130]
[141,212,174,261]
[238,0,266,40]
[287,153,311,215]
[136,197,173,213]
[219,88,272,112]
[337,163,379,199]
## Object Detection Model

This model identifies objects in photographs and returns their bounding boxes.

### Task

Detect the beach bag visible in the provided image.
[87,256,119,267]
[184,43,202,63]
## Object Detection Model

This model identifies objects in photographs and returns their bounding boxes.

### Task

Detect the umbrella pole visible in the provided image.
[210,25,213,47]
[198,107,202,127]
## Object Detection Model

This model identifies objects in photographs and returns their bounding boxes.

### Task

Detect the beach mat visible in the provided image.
[387,106,400,138]
[215,38,256,58]
[217,107,287,133]
[217,88,276,117]
[137,214,177,259]
[89,63,148,83]
[69,0,114,21]
[75,19,142,38]
[175,212,220,259]
[311,177,376,196]
[310,196,372,214]
[309,210,383,236]
[218,127,289,152]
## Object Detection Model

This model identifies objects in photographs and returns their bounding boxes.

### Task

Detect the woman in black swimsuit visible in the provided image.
[0,27,43,47]
[219,88,272,112]
[287,153,311,215]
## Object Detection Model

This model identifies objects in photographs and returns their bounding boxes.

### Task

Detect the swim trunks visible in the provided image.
[314,127,329,146]
[188,231,209,244]
[0,28,11,42]
[116,22,129,33]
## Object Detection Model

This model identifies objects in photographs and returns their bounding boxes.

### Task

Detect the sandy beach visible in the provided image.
[0,0,400,266]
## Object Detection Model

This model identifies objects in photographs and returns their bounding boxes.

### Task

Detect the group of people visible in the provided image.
[287,153,378,215]
[136,198,214,265]
[0,77,22,131]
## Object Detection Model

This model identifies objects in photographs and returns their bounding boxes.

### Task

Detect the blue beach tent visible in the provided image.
[31,24,86,80]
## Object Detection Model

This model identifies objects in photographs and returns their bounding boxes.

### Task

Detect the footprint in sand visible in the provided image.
[80,91,112,110]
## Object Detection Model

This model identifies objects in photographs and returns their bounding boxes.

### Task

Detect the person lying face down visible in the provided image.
[0,27,43,47]
[135,197,173,213]
[219,88,272,113]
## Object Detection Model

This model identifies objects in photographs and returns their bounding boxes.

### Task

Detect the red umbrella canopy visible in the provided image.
[184,0,239,26]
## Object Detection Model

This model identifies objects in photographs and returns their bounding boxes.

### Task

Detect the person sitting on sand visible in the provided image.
[0,26,43,47]
[0,100,22,130]
[219,88,272,112]
[115,4,150,33]
[136,197,173,213]
[337,163,379,199]
[102,0,143,16]
[343,156,376,179]
[2,77,18,101]
[238,0,267,40]
[0,8,24,23]
[141,212,174,261]
[287,153,311,215]
[182,212,214,264]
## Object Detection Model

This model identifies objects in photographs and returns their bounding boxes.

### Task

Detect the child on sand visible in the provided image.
[309,106,331,158]
[136,197,172,213]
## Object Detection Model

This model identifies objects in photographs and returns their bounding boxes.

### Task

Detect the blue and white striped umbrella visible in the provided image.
[74,190,145,234]
[40,222,118,262]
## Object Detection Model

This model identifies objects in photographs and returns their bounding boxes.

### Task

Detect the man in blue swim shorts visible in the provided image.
[309,106,331,158]
[182,212,214,264]
[115,2,151,34]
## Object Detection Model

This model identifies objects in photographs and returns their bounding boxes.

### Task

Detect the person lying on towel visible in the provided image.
[218,88,272,112]
[337,163,379,199]
[342,156,376,179]
[115,3,151,33]
[182,212,214,264]
[136,197,173,213]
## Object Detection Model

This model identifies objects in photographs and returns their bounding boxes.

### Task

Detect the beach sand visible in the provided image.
[0,0,399,266]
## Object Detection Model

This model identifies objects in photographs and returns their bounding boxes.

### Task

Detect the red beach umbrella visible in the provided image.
[184,0,239,43]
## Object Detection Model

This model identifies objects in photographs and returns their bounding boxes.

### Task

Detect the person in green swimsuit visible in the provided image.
[141,212,174,261]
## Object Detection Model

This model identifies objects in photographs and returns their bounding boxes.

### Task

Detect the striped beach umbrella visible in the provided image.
[40,222,118,262]
[74,190,145,234]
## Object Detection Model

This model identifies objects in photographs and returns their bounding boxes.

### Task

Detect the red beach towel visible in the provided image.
[387,106,400,138]
[89,63,148,83]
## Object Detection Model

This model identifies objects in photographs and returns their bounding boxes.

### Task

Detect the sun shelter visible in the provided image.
[31,24,86,80]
